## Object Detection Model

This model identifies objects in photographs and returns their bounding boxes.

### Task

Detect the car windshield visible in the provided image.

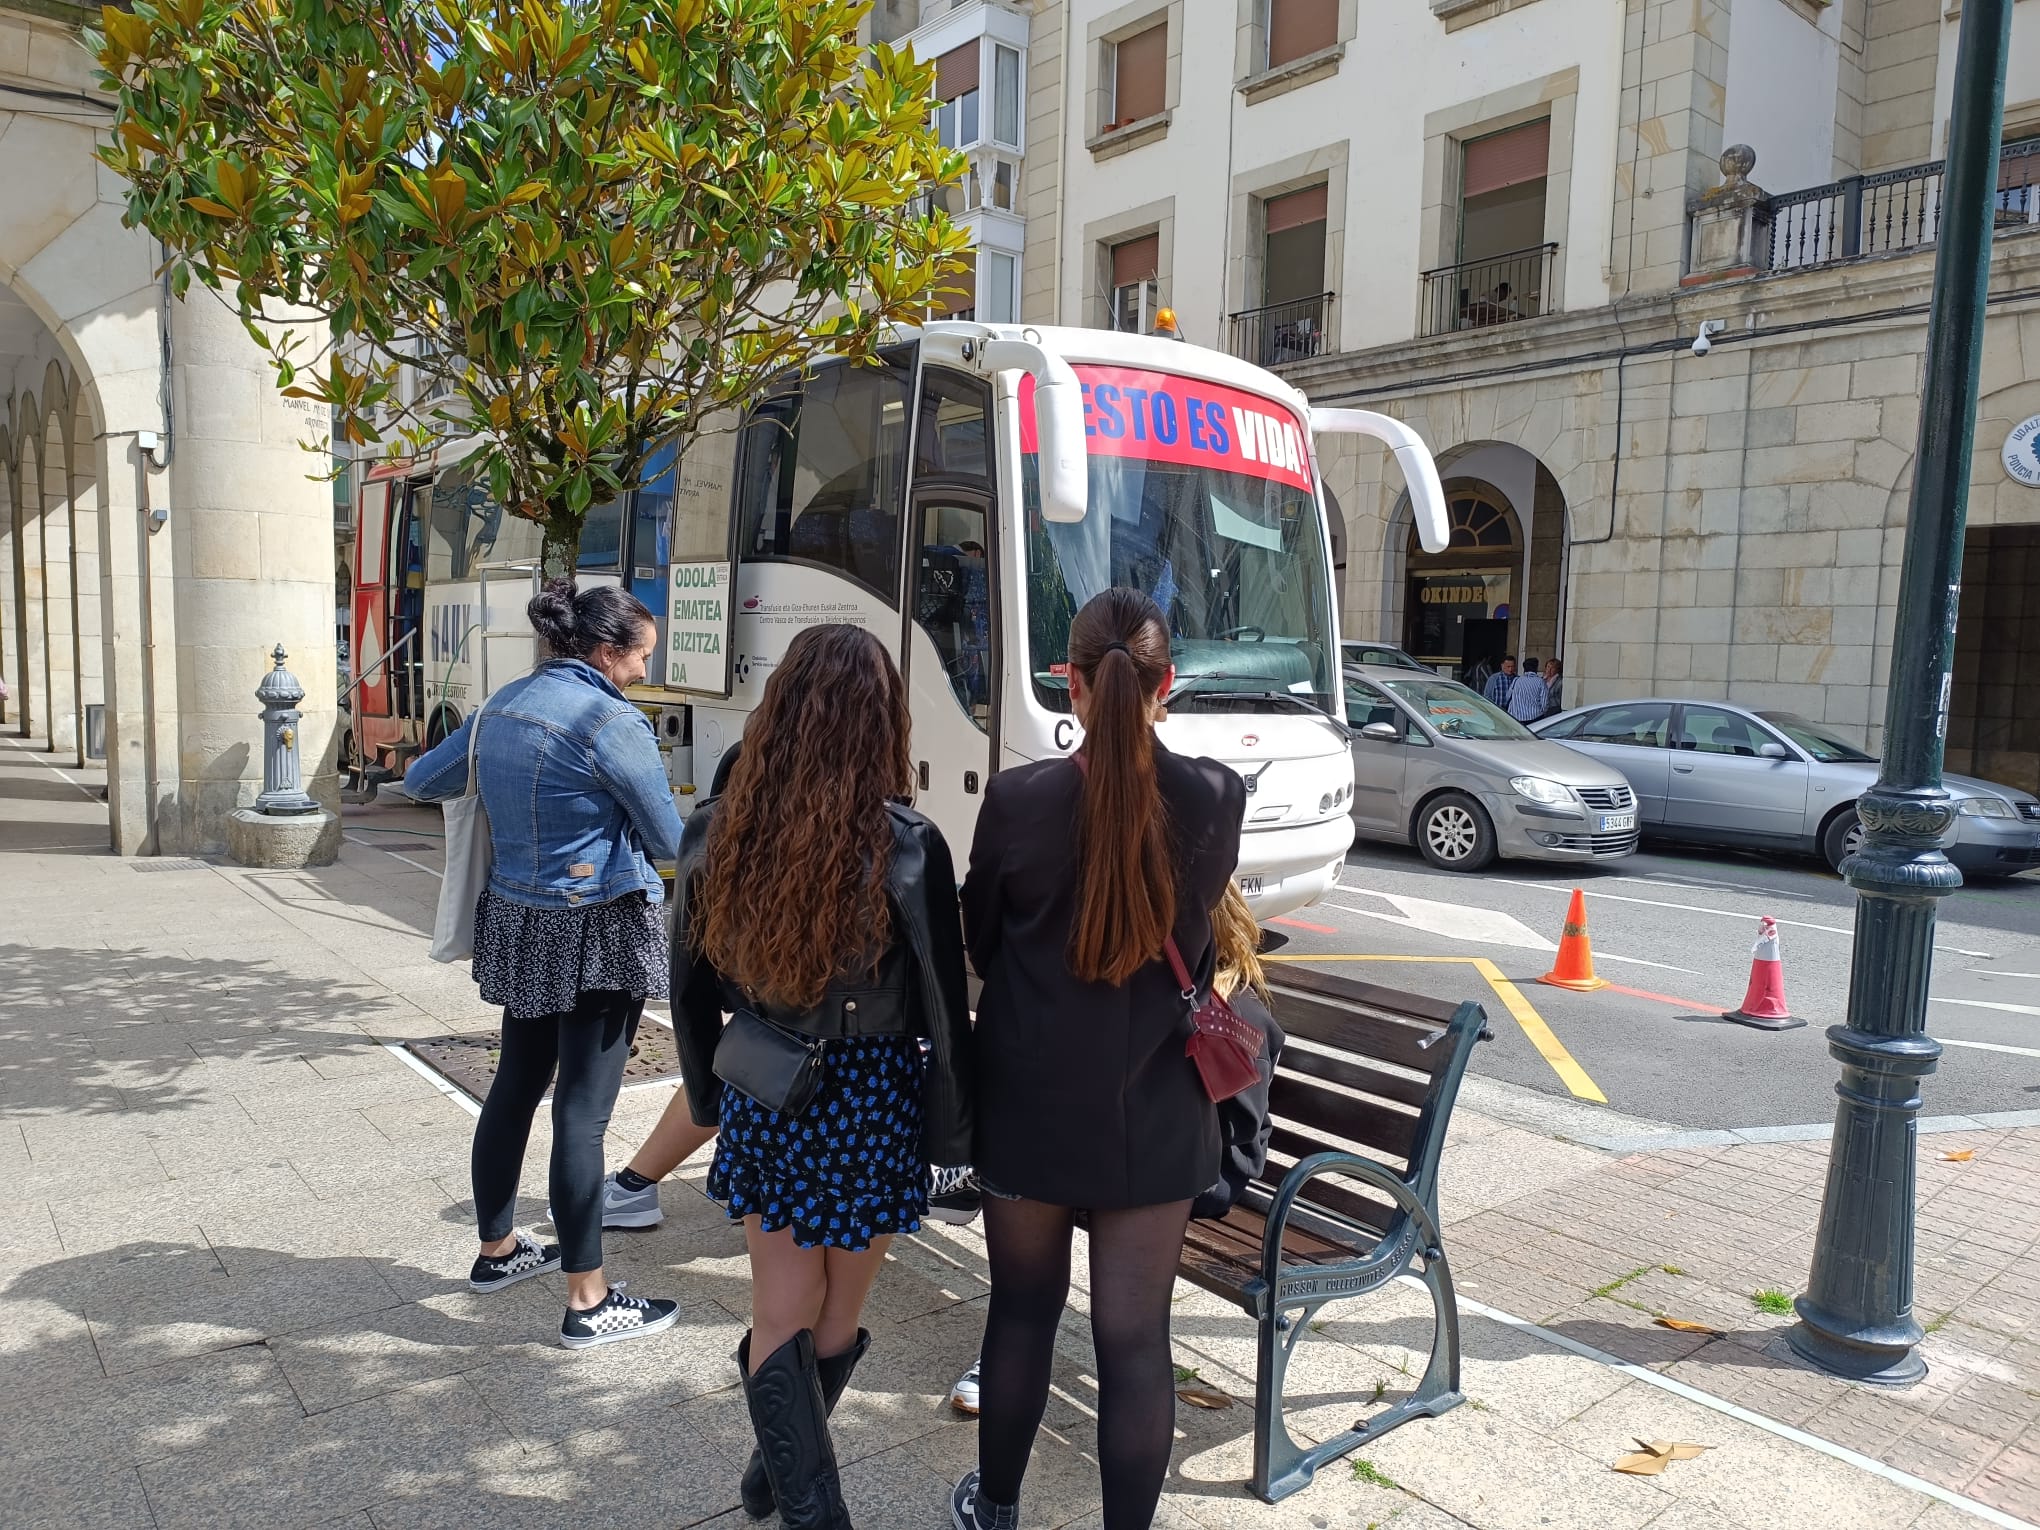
[1757,711,1875,763]
[1381,676,1536,740]
[1022,366,1335,714]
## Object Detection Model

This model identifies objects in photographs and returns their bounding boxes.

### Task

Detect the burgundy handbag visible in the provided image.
[1164,935,1265,1103]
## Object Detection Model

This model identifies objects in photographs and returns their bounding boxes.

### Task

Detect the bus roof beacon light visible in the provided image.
[1308,408,1449,554]
[981,337,1088,524]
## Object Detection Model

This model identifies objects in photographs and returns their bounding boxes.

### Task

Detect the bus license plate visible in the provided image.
[1237,875,1264,896]
[1599,814,1637,833]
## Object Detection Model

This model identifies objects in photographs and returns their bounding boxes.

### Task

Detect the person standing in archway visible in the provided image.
[1482,655,1517,708]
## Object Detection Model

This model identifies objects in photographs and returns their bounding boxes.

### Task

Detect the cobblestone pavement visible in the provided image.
[0,737,2029,1530]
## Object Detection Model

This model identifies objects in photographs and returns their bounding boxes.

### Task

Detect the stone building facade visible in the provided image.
[991,0,2040,790]
[0,0,337,853]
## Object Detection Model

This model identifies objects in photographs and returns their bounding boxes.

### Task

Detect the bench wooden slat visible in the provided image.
[1268,963,1461,1027]
[1268,1074,1422,1162]
[1279,1044,1434,1110]
[1265,988,1448,1075]
[1262,1137,1399,1235]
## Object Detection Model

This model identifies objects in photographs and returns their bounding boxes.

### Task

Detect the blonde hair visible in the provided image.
[1211,884,1269,1004]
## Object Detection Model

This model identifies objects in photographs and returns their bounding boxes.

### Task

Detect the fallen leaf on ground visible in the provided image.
[1942,1150,1975,1162]
[1613,1439,1711,1476]
[1654,1317,1727,1336]
[1176,1386,1234,1410]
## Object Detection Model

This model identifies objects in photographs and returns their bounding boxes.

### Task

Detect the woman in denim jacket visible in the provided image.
[406,578,685,1349]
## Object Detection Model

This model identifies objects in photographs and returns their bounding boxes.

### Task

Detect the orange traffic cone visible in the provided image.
[1723,915,1806,1031]
[1539,888,1608,992]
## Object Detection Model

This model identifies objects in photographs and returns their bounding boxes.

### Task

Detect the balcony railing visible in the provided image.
[1768,135,2039,272]
[1417,244,1557,338]
[1229,293,1334,368]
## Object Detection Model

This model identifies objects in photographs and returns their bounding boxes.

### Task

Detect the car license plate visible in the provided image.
[1599,814,1637,833]
[1237,875,1264,896]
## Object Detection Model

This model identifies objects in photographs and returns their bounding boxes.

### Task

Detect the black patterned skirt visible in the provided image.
[707,1036,928,1251]
[470,889,668,1019]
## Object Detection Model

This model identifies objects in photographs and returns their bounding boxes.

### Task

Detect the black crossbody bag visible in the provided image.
[713,1009,826,1116]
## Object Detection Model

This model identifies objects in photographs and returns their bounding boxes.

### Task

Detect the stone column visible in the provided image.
[1612,0,1736,294]
[14,455,46,739]
[38,420,78,757]
[162,291,336,854]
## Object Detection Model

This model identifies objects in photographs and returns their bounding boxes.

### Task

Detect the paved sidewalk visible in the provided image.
[0,735,2031,1530]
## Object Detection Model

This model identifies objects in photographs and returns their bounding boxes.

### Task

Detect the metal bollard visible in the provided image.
[254,644,320,816]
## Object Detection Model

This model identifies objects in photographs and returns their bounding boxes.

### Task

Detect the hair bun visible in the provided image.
[526,576,580,649]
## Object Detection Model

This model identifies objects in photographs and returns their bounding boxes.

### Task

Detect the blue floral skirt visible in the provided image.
[707,1036,928,1251]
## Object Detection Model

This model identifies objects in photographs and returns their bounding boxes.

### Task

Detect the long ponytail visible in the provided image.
[1067,588,1175,986]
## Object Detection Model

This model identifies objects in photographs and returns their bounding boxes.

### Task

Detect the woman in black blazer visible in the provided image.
[953,589,1246,1530]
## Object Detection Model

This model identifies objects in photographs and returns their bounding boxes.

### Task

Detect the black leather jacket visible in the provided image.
[670,797,974,1165]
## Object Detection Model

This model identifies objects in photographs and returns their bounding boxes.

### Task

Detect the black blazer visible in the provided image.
[963,743,1246,1209]
[670,798,974,1165]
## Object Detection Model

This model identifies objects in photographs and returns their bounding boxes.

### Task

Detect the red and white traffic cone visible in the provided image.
[1722,915,1806,1031]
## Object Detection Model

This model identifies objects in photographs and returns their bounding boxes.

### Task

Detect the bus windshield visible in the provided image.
[1022,367,1334,714]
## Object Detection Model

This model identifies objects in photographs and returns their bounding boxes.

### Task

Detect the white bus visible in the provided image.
[350,321,1446,918]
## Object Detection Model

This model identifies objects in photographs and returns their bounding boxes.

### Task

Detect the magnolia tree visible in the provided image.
[94,0,968,571]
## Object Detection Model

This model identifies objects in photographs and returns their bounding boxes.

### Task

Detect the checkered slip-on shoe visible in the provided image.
[467,1230,561,1293]
[559,1283,680,1350]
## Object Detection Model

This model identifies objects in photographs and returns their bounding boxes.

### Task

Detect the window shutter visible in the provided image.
[1264,185,1328,233]
[1111,24,1166,125]
[936,43,980,102]
[1462,120,1551,198]
[1112,234,1160,288]
[1268,0,1338,69]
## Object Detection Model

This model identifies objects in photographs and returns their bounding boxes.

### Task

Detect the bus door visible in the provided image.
[351,474,395,721]
[388,476,429,725]
[903,368,999,852]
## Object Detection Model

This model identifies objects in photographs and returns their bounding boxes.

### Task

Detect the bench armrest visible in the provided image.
[1261,1151,1443,1296]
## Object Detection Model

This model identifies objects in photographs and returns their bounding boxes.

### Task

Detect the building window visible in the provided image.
[1451,119,1550,323]
[937,261,977,321]
[1233,185,1330,365]
[1264,0,1337,70]
[934,42,981,149]
[993,45,1022,149]
[1107,22,1166,130]
[982,251,1018,324]
[1109,234,1161,331]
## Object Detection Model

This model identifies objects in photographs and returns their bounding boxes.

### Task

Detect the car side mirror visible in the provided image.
[1360,721,1400,742]
[1758,741,1790,760]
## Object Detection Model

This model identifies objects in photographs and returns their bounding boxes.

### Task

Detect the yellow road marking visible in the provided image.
[1266,953,1608,1104]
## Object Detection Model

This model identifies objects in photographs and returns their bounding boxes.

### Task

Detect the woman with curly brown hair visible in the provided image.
[671,623,971,1530]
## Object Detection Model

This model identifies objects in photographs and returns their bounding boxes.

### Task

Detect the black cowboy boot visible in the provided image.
[738,1330,853,1530]
[740,1329,870,1518]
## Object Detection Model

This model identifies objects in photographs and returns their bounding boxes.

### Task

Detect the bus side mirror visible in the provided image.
[1309,408,1448,554]
[982,338,1089,524]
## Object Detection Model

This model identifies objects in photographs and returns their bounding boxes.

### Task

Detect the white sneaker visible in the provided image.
[948,1355,982,1416]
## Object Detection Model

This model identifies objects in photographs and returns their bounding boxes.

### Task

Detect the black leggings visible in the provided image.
[471,989,642,1274]
[978,1196,1194,1530]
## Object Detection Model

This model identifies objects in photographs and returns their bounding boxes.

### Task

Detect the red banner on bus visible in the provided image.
[1019,366,1315,494]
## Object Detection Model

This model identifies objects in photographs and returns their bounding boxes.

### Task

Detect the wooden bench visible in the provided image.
[1177,964,1491,1503]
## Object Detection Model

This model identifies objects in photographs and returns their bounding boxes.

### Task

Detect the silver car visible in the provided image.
[1532,698,2040,876]
[1342,664,1640,872]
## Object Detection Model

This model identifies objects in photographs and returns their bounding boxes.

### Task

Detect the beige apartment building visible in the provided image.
[895,0,2040,791]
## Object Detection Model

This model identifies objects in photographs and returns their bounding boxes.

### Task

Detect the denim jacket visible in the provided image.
[405,660,683,909]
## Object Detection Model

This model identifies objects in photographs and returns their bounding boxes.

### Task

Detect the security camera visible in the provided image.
[1691,319,1727,358]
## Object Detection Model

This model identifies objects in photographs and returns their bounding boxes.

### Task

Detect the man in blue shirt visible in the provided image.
[1482,657,1517,709]
[1507,657,1550,722]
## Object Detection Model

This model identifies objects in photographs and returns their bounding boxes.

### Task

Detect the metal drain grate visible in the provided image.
[406,1024,682,1104]
[132,859,214,873]
[364,839,438,851]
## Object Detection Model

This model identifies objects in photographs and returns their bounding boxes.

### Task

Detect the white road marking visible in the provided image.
[1488,878,1994,958]
[1939,1036,2040,1059]
[1972,971,2040,980]
[1321,891,1697,973]
[1931,994,2040,1019]
[20,747,102,802]
[381,1040,481,1118]
[1622,873,1817,902]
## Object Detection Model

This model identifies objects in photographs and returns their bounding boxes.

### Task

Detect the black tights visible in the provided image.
[471,990,641,1274]
[977,1196,1193,1530]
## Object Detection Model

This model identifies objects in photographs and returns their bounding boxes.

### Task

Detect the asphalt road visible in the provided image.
[345,799,2038,1137]
[1274,836,2040,1132]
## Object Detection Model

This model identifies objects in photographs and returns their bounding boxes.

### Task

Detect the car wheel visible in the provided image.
[1822,805,1863,874]
[1416,792,1497,872]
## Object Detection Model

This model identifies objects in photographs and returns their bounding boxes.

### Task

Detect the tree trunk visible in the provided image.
[540,510,580,581]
